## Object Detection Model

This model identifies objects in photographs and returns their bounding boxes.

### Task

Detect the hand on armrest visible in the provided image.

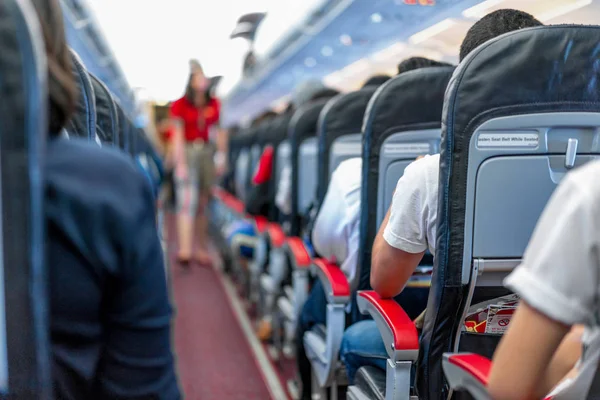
[311,259,350,304]
[357,291,419,361]
[285,237,311,269]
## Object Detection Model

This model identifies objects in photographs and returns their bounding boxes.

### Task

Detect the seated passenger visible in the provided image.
[339,9,544,384]
[487,162,600,399]
[294,65,449,399]
[35,1,180,398]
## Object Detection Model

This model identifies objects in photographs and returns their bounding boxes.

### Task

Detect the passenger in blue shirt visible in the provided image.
[33,1,180,398]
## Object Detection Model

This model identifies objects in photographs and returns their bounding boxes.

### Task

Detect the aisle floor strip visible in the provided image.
[218,272,289,400]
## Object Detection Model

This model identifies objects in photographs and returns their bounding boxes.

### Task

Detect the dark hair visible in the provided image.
[397,57,453,75]
[460,9,542,61]
[31,0,78,135]
[308,88,339,102]
[184,73,213,105]
[362,75,391,88]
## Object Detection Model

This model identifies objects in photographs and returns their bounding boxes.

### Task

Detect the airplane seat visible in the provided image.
[342,66,455,400]
[133,128,163,198]
[250,114,293,315]
[0,0,52,394]
[274,98,332,357]
[431,25,600,400]
[114,101,130,151]
[300,87,377,394]
[67,50,97,142]
[89,74,119,146]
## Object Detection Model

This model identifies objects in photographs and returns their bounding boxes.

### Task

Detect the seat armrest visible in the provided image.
[444,353,491,386]
[442,353,493,400]
[212,186,245,214]
[266,223,286,248]
[311,259,350,304]
[253,216,268,234]
[357,291,419,361]
[285,237,311,269]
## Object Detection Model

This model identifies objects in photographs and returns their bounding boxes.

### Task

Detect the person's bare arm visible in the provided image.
[370,205,424,299]
[488,301,578,400]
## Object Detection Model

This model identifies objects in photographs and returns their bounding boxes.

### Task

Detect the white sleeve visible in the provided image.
[275,164,291,215]
[504,177,598,326]
[312,171,346,262]
[382,160,430,254]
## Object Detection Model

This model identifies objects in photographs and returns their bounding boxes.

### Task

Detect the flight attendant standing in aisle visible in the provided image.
[169,60,221,266]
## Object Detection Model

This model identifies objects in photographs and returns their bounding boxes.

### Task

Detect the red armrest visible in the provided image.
[212,187,244,214]
[267,223,286,248]
[286,237,311,268]
[357,291,419,360]
[312,259,350,302]
[254,216,269,233]
[446,353,491,386]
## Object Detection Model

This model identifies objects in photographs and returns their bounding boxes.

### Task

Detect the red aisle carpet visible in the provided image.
[165,216,273,399]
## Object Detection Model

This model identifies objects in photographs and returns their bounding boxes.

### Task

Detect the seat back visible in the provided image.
[315,88,376,207]
[355,67,454,301]
[289,98,332,236]
[234,131,253,201]
[90,74,119,146]
[262,113,293,221]
[0,0,52,395]
[68,50,96,141]
[115,101,130,151]
[419,26,600,400]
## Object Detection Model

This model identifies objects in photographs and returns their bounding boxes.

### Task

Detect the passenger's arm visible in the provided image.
[489,174,597,400]
[371,206,424,298]
[370,158,431,299]
[311,171,346,262]
[488,302,573,400]
[98,175,180,399]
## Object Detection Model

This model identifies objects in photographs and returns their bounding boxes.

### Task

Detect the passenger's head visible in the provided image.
[31,0,78,136]
[397,57,453,75]
[362,75,391,88]
[185,59,209,105]
[460,9,542,61]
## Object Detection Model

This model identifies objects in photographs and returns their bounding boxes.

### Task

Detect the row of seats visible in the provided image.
[0,1,164,395]
[214,24,600,400]
[68,50,163,191]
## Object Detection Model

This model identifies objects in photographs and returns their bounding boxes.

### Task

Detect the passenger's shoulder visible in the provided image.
[332,157,362,187]
[403,153,439,182]
[47,139,149,196]
[335,157,362,175]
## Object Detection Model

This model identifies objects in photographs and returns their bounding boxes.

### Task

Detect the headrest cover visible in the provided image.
[447,25,600,141]
[320,88,377,137]
[90,75,117,144]
[365,66,456,138]
[289,98,330,142]
[68,50,96,139]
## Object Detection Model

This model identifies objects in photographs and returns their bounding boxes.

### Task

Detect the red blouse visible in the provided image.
[169,96,220,142]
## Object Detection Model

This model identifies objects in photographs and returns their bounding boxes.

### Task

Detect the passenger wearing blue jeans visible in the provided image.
[340,9,544,385]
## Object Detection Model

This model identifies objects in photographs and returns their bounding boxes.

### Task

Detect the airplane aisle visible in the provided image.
[165,214,283,400]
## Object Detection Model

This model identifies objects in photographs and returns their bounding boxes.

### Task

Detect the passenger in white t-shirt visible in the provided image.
[488,161,600,399]
[339,9,544,384]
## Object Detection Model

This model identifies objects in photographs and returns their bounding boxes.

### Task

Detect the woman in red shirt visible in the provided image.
[169,60,220,266]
